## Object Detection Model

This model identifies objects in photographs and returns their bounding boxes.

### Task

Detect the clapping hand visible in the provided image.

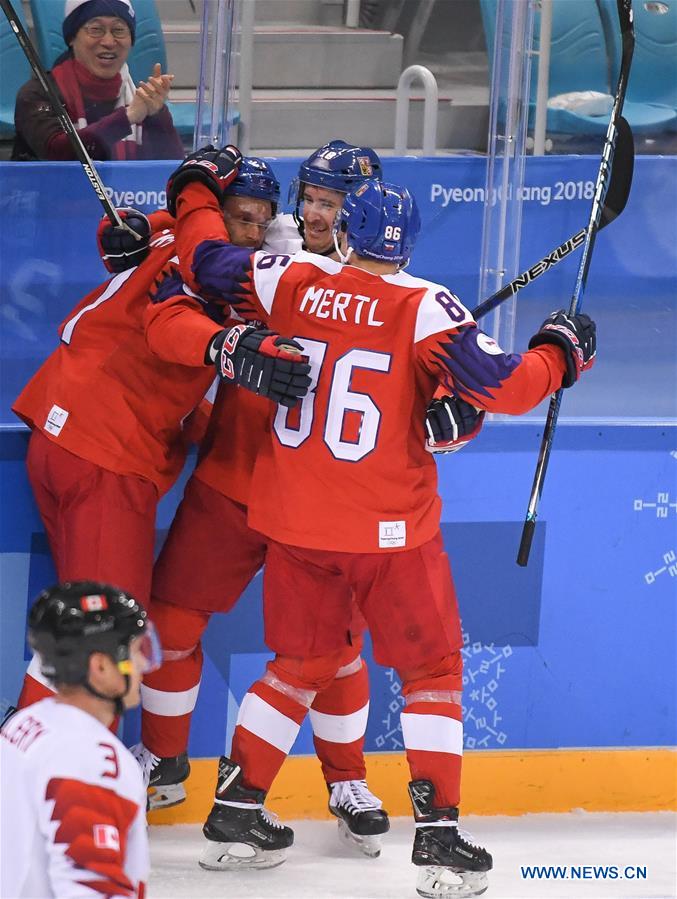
[136,63,174,117]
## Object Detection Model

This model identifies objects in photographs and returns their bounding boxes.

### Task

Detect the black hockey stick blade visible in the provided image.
[599,115,634,227]
[472,120,634,322]
[0,0,134,233]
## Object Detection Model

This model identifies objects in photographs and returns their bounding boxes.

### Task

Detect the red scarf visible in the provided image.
[51,57,137,160]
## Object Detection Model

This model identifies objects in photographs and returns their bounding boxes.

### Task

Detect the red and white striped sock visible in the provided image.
[310,651,369,784]
[140,650,203,758]
[140,601,209,758]
[231,654,344,793]
[230,678,311,792]
[400,653,464,808]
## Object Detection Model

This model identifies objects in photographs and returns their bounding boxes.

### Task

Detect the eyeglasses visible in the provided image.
[82,22,131,41]
[223,213,273,232]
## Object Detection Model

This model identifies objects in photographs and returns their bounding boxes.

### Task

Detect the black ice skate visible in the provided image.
[131,743,190,810]
[408,780,492,898]
[199,756,294,870]
[328,779,390,858]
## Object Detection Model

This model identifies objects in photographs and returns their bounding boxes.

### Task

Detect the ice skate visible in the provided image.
[199,756,294,870]
[328,779,390,858]
[409,780,492,898]
[131,742,190,810]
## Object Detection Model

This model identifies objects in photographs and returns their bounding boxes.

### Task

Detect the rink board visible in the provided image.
[2,423,674,818]
[147,748,676,823]
[0,156,675,816]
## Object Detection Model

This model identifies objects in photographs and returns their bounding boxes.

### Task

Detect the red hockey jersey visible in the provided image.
[13,214,223,494]
[166,183,565,535]
[230,250,568,553]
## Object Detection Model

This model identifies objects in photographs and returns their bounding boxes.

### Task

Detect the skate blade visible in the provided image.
[337,818,382,859]
[198,840,287,871]
[148,782,187,811]
[416,866,488,899]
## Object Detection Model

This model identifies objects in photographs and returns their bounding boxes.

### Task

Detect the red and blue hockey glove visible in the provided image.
[425,395,485,454]
[167,144,243,216]
[528,309,596,387]
[208,325,311,408]
[97,208,151,273]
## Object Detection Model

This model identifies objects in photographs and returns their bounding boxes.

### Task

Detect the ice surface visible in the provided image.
[149,811,676,899]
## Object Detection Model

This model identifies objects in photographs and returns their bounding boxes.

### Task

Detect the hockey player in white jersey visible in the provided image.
[1,580,162,899]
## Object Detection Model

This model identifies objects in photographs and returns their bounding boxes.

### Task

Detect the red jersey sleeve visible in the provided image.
[144,289,224,367]
[413,286,567,415]
[173,182,237,295]
[148,210,175,234]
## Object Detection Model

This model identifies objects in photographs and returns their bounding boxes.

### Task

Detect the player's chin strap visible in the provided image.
[83,680,128,716]
[82,657,133,717]
[332,230,354,265]
[300,220,342,257]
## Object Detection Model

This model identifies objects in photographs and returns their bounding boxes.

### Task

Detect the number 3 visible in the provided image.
[274,340,391,462]
[98,742,119,779]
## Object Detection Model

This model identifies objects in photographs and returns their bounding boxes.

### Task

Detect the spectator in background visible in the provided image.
[12,0,184,161]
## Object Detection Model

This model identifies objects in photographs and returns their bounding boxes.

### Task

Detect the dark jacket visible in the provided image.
[12,74,185,162]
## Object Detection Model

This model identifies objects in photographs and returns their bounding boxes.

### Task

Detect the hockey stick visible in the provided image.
[0,0,137,236]
[471,117,633,321]
[516,0,635,567]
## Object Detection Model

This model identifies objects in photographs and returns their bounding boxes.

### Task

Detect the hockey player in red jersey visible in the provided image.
[138,150,483,866]
[1,580,161,899]
[131,143,399,859]
[11,146,310,710]
[165,179,596,893]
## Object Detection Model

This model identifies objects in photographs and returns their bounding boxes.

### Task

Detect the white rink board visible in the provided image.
[149,812,677,899]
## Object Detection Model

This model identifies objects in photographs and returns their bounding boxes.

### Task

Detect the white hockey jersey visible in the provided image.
[263,212,303,254]
[1,699,148,899]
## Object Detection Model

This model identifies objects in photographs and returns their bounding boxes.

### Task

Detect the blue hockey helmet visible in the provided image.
[337,181,421,266]
[290,140,383,240]
[297,140,383,194]
[226,157,281,215]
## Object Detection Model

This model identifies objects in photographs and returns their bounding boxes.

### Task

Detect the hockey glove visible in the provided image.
[167,144,243,217]
[209,325,312,408]
[425,395,485,454]
[97,208,151,273]
[528,310,596,388]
